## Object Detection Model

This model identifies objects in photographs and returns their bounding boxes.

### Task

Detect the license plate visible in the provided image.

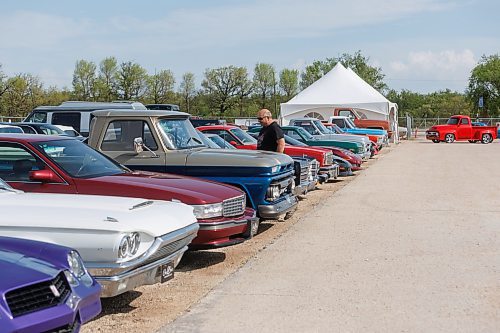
[159,262,174,283]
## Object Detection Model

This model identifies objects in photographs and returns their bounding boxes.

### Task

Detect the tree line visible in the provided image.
[0,51,499,120]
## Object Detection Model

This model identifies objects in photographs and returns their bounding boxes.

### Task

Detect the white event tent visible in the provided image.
[279,63,399,141]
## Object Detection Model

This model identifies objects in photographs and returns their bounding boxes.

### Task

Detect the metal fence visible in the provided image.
[0,116,24,123]
[398,116,500,138]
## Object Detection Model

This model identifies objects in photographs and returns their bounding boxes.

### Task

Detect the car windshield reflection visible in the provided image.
[33,139,127,178]
[157,118,204,150]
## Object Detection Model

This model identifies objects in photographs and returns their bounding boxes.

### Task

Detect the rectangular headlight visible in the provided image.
[192,203,223,219]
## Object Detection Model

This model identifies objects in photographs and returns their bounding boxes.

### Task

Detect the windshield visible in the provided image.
[25,111,47,123]
[230,128,257,144]
[284,134,307,146]
[196,130,221,149]
[157,118,204,150]
[33,139,127,178]
[295,127,314,140]
[209,134,237,149]
[345,118,357,129]
[329,124,344,134]
[447,117,459,125]
[314,121,332,135]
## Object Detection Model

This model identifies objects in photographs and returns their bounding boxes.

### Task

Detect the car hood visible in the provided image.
[0,191,196,237]
[187,148,293,168]
[0,247,62,294]
[428,125,451,131]
[78,171,244,205]
[313,133,368,144]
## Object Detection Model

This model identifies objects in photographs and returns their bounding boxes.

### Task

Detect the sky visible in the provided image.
[1,0,499,94]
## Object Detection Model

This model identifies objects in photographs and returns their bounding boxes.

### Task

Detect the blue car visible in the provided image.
[0,237,101,333]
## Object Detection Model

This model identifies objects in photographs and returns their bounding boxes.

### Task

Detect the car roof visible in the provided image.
[33,101,146,111]
[197,125,239,130]
[0,133,74,142]
[91,109,190,117]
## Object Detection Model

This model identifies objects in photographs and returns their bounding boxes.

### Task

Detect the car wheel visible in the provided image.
[481,133,492,144]
[432,139,440,143]
[444,134,455,143]
[468,140,477,143]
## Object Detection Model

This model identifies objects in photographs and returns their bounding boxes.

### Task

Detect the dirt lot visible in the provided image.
[82,147,393,333]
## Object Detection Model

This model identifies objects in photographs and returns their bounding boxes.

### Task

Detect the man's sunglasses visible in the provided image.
[257,116,269,120]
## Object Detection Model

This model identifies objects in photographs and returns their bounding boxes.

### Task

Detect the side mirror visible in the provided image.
[229,141,237,146]
[134,137,144,154]
[29,169,64,183]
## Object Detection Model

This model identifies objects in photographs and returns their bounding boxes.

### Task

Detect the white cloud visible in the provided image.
[389,49,476,78]
[0,11,92,48]
[0,1,458,51]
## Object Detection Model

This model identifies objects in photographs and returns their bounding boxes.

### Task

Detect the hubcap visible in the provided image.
[445,134,454,143]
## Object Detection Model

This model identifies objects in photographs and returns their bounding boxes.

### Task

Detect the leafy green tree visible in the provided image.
[235,67,253,117]
[95,57,118,101]
[72,60,97,100]
[116,61,148,100]
[0,64,10,99]
[253,63,276,109]
[300,51,387,92]
[202,66,247,115]
[279,68,299,101]
[179,72,196,113]
[466,54,500,117]
[145,69,175,104]
[3,74,43,117]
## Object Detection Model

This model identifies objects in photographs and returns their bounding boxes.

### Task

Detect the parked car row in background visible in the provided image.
[0,101,382,332]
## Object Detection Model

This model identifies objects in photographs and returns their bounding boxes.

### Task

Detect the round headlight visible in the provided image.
[119,236,129,258]
[128,232,141,255]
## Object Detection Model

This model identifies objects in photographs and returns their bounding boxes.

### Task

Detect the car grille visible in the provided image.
[325,152,334,165]
[222,195,245,217]
[310,159,319,178]
[6,272,70,318]
[300,163,309,183]
[139,234,194,268]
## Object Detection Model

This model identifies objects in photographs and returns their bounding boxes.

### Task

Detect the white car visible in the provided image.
[0,124,24,134]
[0,178,199,297]
[52,124,86,141]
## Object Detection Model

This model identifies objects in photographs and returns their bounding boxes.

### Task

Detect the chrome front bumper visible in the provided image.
[293,180,315,196]
[258,194,298,219]
[87,223,199,297]
[319,165,339,180]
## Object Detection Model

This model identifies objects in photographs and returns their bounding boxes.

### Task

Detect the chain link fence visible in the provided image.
[399,116,500,139]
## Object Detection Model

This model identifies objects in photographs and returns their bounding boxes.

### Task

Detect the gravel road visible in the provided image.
[161,138,500,333]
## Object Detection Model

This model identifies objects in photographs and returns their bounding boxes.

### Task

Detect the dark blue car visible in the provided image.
[0,237,101,333]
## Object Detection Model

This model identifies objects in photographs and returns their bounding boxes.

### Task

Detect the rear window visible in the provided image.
[52,113,82,132]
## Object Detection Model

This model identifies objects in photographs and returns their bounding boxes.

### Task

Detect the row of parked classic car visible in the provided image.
[0,101,389,332]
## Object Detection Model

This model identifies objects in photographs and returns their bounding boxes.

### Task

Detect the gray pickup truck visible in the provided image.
[88,109,298,219]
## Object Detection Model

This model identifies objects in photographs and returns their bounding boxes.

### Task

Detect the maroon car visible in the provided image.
[0,134,259,248]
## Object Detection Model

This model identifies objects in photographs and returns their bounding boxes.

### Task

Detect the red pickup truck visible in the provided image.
[426,115,497,144]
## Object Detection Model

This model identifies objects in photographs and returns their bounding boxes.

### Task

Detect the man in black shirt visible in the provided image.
[256,109,285,153]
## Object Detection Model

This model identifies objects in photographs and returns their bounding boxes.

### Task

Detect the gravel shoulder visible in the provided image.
[82,145,394,332]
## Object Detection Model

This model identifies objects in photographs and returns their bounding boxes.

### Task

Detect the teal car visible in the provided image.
[249,126,366,156]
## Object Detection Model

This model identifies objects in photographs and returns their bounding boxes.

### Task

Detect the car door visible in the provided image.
[0,141,75,193]
[98,119,174,173]
[457,117,472,139]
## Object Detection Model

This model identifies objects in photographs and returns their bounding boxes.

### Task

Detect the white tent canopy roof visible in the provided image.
[280,63,397,122]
